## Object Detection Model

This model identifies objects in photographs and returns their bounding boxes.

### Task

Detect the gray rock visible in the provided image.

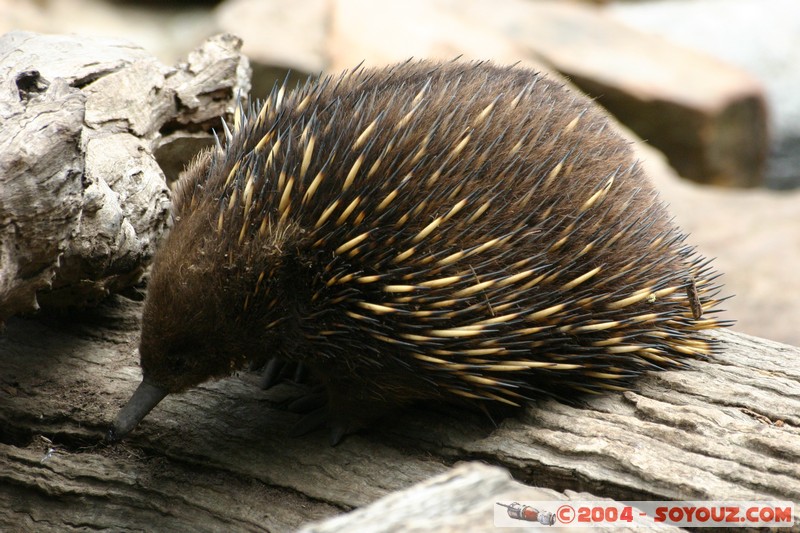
[610,0,800,189]
[450,0,769,187]
[215,0,328,73]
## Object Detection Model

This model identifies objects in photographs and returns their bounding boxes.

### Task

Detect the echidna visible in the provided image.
[109,60,728,444]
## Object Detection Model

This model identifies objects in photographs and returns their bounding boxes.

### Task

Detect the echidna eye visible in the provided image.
[168,340,201,372]
[168,354,190,373]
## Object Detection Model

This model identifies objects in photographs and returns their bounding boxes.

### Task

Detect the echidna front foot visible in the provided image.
[287,392,363,446]
[287,381,396,446]
[289,408,351,446]
[287,388,326,412]
[257,357,310,389]
[287,405,355,446]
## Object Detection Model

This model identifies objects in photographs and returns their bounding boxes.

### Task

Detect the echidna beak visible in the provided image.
[106,379,168,442]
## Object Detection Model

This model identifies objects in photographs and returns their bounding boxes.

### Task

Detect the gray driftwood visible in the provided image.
[0,31,249,321]
[0,294,797,532]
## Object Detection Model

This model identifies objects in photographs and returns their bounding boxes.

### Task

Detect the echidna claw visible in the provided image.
[289,408,328,437]
[258,358,310,390]
[258,358,284,389]
[329,425,347,447]
[292,363,308,384]
[287,390,326,413]
[287,401,353,446]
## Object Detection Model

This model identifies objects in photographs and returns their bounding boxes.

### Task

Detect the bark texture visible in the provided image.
[0,295,797,531]
[0,31,250,320]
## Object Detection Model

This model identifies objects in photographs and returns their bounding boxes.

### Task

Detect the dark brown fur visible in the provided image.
[134,60,727,436]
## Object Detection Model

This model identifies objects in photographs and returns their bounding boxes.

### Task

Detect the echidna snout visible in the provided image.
[109,59,728,444]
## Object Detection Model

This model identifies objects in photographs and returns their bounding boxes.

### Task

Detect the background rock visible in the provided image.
[452,0,768,187]
[0,0,218,65]
[215,0,327,96]
[609,0,800,190]
[328,0,532,71]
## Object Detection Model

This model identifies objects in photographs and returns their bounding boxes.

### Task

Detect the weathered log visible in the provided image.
[0,295,797,531]
[0,31,250,320]
[0,73,85,322]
